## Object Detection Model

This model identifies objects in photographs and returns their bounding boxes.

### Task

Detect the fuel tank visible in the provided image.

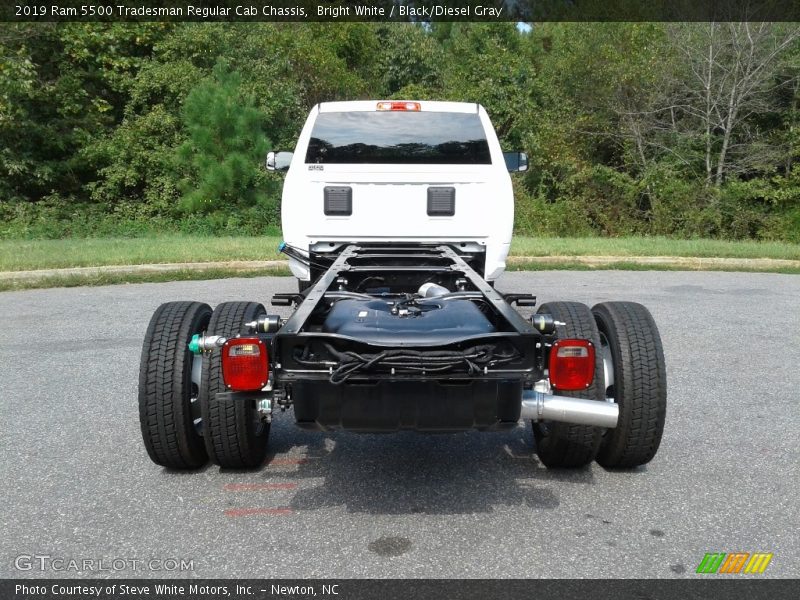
[321,298,495,345]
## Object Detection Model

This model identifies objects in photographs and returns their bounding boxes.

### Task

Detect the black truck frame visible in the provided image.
[138,243,667,471]
[271,244,543,432]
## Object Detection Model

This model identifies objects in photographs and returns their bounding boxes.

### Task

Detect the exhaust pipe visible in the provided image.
[521,390,618,428]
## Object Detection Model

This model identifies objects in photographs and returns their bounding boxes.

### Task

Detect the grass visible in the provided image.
[506,261,800,275]
[0,235,283,271]
[509,236,800,260]
[0,266,291,293]
[1,235,799,273]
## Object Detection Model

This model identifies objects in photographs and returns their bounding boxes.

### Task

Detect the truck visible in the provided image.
[138,100,666,472]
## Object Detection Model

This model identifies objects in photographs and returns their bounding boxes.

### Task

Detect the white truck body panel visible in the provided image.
[280,101,514,281]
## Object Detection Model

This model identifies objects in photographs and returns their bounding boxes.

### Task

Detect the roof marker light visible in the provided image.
[376,101,421,112]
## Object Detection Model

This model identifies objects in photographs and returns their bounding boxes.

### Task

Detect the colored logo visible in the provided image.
[696,552,773,574]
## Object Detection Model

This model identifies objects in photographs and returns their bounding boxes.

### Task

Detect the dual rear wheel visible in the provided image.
[139,299,666,471]
[532,301,667,469]
[138,301,270,470]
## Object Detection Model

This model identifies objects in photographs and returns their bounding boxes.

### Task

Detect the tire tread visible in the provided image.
[593,302,666,468]
[532,301,604,468]
[138,301,210,469]
[201,301,270,468]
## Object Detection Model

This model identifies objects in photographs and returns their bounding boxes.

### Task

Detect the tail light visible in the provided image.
[549,339,595,391]
[221,337,268,391]
[376,101,421,111]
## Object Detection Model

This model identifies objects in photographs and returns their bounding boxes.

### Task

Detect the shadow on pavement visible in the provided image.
[252,417,597,516]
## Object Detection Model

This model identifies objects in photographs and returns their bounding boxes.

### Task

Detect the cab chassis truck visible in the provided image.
[139,101,666,471]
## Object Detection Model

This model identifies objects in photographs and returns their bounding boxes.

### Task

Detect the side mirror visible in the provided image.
[503,152,529,173]
[266,151,293,172]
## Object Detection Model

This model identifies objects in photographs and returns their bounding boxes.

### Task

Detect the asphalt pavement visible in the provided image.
[1,271,798,579]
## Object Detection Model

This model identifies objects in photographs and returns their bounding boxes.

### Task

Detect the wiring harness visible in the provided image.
[295,342,521,384]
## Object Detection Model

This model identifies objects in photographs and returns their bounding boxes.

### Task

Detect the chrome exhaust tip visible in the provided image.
[521,390,618,428]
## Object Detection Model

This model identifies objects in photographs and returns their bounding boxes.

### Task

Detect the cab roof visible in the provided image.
[318,100,481,114]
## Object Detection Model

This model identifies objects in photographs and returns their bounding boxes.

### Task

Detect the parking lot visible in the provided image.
[1,270,798,578]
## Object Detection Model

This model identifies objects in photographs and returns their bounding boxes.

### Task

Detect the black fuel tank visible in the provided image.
[322,298,495,345]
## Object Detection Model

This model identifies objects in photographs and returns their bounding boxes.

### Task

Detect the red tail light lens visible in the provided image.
[548,339,595,391]
[376,101,421,111]
[221,337,268,391]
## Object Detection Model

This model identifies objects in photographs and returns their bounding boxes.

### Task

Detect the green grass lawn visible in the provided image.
[0,235,283,271]
[509,237,800,260]
[1,235,799,272]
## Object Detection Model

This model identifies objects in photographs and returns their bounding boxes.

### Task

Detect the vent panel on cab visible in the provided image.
[324,187,353,216]
[427,187,455,216]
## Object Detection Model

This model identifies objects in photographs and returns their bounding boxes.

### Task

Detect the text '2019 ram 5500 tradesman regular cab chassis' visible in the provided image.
[139,100,666,471]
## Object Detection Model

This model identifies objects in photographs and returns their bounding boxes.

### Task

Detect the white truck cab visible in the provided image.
[269,100,527,284]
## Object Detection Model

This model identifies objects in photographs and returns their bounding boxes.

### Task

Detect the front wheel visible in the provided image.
[200,301,271,469]
[592,302,667,468]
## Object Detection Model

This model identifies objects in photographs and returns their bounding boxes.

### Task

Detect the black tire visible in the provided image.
[532,301,605,468]
[201,301,270,468]
[138,301,211,469]
[298,279,312,293]
[592,302,666,468]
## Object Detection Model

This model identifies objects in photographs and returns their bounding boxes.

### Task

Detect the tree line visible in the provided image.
[0,22,798,240]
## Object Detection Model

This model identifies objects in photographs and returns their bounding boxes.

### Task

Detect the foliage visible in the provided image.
[0,22,798,241]
[176,61,270,214]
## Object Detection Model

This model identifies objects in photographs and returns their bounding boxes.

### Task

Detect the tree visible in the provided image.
[438,23,535,147]
[0,23,171,203]
[636,23,800,185]
[177,61,270,213]
[374,24,443,98]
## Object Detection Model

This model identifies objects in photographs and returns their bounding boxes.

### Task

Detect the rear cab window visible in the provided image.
[305,111,492,165]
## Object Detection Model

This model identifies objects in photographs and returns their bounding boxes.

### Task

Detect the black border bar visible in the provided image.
[3,579,799,600]
[3,1,800,22]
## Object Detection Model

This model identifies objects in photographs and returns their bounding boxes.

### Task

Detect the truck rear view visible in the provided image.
[138,101,667,473]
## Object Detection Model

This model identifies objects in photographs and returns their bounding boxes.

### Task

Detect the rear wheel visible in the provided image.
[592,302,666,468]
[201,301,271,468]
[138,301,211,469]
[532,301,604,468]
